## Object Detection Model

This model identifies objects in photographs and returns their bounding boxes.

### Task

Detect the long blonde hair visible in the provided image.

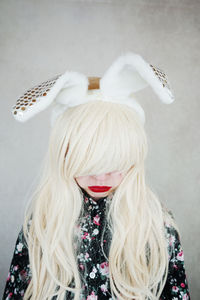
[23,100,179,300]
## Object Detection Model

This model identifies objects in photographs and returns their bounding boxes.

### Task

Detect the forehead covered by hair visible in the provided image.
[51,101,147,178]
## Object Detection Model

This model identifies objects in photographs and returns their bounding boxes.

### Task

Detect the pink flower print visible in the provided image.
[93,214,100,226]
[6,272,11,282]
[172,286,179,292]
[16,242,23,252]
[177,250,184,261]
[86,291,98,300]
[183,294,189,300]
[169,235,175,246]
[99,261,109,276]
[101,283,108,293]
[85,252,89,259]
[173,264,178,270]
[82,232,89,240]
[84,197,89,203]
[14,265,19,271]
[20,289,25,296]
[92,266,97,273]
[19,270,28,281]
[8,293,13,298]
[181,283,185,288]
[79,264,84,270]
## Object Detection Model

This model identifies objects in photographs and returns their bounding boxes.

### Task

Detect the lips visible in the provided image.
[88,186,112,193]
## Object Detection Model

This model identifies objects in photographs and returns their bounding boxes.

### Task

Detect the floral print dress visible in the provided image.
[2,189,191,299]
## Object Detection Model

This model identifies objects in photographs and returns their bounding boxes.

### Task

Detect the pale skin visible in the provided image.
[75,170,129,201]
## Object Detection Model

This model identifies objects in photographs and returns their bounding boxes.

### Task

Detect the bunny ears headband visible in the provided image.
[12,52,175,126]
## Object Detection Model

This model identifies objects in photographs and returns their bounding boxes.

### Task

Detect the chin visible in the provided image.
[88,190,109,198]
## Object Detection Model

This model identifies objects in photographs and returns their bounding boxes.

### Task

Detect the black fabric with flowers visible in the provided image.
[2,189,190,299]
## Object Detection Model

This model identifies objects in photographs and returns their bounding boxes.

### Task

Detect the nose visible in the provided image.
[93,173,108,180]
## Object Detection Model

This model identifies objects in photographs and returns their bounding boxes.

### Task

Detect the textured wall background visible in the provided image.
[0,0,199,298]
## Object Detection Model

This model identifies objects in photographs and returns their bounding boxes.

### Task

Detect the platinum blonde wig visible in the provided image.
[23,100,179,300]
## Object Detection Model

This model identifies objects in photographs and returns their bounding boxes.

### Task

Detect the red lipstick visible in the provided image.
[88,186,112,193]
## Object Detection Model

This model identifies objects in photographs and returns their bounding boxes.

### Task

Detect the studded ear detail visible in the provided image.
[150,65,169,88]
[11,52,175,126]
[12,74,62,122]
[12,71,88,123]
[99,52,174,105]
[149,64,174,100]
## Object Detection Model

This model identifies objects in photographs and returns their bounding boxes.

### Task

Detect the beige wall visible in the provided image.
[0,0,199,298]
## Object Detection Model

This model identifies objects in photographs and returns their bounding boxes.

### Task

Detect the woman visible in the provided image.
[3,52,190,299]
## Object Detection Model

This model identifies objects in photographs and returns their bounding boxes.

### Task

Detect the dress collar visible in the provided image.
[80,188,114,210]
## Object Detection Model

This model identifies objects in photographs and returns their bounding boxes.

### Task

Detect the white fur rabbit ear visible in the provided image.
[100,52,175,104]
[12,71,88,122]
